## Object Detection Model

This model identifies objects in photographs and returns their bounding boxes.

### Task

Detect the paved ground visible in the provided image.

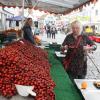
[40,31,66,44]
[86,42,100,79]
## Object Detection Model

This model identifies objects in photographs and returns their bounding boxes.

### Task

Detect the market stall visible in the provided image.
[0,0,98,100]
[6,16,26,29]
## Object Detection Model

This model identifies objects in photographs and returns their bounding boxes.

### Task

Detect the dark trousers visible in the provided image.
[47,32,51,38]
[52,33,55,39]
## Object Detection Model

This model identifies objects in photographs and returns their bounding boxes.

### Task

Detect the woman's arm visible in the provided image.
[61,35,71,51]
[83,35,97,51]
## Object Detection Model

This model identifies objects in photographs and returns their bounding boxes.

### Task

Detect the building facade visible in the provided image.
[0,7,14,31]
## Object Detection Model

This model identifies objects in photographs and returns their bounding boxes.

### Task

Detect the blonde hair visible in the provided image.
[71,20,83,34]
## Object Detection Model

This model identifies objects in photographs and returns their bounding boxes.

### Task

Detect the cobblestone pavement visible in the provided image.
[40,32,66,44]
[86,43,100,79]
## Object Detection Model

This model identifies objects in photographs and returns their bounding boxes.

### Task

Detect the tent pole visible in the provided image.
[22,0,25,26]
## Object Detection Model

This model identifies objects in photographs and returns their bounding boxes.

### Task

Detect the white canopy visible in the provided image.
[0,0,96,14]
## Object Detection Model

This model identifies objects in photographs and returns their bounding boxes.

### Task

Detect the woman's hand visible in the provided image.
[83,45,94,53]
[61,45,68,53]
[61,45,68,50]
[64,45,68,50]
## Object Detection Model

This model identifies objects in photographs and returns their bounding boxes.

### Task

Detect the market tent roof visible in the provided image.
[6,16,26,21]
[0,0,97,14]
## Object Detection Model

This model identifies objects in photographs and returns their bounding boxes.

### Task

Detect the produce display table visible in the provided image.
[0,40,55,100]
[48,49,83,100]
[0,42,83,100]
[74,79,100,100]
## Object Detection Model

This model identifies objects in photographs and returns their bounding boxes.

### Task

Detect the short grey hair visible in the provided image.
[71,20,83,34]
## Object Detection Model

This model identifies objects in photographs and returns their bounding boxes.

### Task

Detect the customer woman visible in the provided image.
[23,18,35,44]
[61,20,97,79]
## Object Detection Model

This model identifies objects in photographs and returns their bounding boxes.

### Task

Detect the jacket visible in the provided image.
[23,25,35,44]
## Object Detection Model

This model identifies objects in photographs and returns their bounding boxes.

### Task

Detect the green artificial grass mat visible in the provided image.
[48,49,83,100]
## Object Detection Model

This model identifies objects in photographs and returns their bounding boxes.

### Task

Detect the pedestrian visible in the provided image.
[61,20,97,79]
[34,27,40,35]
[22,18,35,44]
[46,24,51,38]
[51,26,56,39]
